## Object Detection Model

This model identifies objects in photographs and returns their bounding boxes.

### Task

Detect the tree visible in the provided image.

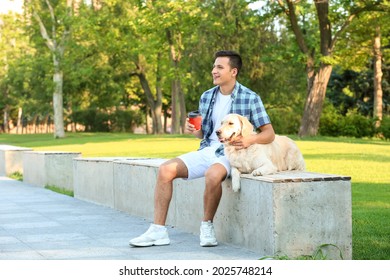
[274,0,385,136]
[373,26,383,128]
[0,12,34,133]
[27,0,73,138]
[325,3,389,125]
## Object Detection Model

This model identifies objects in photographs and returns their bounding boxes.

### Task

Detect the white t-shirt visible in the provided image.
[209,91,232,146]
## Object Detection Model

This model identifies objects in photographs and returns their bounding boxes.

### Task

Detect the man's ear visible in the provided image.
[231,68,238,78]
[239,115,253,137]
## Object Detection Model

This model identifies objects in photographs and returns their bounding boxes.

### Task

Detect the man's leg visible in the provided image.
[129,158,188,247]
[203,163,227,221]
[154,158,188,225]
[200,163,227,247]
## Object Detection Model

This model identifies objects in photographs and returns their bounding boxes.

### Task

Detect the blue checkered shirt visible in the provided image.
[198,81,271,156]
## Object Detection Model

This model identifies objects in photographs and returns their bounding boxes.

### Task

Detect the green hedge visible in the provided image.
[319,102,386,138]
[70,108,144,132]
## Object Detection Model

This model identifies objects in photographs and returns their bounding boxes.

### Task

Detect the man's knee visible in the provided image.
[158,158,188,181]
[205,164,227,185]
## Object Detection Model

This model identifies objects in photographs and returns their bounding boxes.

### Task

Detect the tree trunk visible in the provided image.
[299,64,333,137]
[373,26,383,128]
[32,0,71,138]
[280,0,337,137]
[3,108,9,133]
[16,107,22,134]
[166,29,185,134]
[137,71,163,134]
[170,79,181,134]
[154,53,164,134]
[53,71,65,138]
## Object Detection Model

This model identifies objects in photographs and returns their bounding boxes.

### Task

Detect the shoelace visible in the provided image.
[202,223,214,237]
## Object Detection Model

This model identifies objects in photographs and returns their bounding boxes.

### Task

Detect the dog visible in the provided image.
[216,113,306,192]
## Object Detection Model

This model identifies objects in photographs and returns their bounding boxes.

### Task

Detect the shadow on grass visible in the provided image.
[303,153,390,163]
[291,135,390,146]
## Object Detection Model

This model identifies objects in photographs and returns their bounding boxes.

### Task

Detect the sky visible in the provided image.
[0,0,24,14]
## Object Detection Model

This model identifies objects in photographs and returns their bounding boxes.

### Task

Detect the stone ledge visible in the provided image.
[241,171,352,183]
[73,157,352,259]
[0,145,33,176]
[23,151,81,190]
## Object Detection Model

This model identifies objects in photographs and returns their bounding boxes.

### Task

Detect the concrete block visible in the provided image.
[74,157,351,259]
[216,172,352,260]
[113,158,167,220]
[0,145,33,176]
[73,157,134,208]
[23,151,81,190]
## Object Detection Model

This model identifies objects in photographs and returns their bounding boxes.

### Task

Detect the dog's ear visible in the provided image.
[239,115,254,137]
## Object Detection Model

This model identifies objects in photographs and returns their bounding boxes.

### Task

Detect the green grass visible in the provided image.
[1,132,389,259]
[45,185,74,197]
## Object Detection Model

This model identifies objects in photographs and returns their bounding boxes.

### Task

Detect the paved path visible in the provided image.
[0,176,261,260]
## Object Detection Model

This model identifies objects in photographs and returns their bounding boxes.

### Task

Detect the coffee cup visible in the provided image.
[188,110,202,130]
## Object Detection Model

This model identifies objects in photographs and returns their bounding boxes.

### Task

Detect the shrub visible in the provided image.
[319,102,344,136]
[71,107,144,132]
[342,109,376,138]
[378,116,390,140]
[267,106,301,134]
[110,109,144,132]
[319,103,376,138]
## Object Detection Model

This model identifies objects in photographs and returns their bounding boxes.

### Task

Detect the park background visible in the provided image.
[0,0,389,260]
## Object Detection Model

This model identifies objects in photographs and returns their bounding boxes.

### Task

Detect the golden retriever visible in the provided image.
[216,113,305,192]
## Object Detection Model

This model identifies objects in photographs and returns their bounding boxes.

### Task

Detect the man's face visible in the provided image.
[211,56,237,86]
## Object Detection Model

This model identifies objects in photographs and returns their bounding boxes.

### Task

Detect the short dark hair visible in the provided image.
[215,50,242,76]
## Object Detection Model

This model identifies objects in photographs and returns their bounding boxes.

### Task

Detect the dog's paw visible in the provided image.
[232,183,240,192]
[232,177,241,192]
[251,169,263,176]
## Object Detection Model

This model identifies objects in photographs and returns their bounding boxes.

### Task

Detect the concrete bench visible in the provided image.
[0,145,33,176]
[23,151,81,190]
[73,157,352,259]
[73,157,154,207]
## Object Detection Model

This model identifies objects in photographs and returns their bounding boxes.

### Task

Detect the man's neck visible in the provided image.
[219,81,236,95]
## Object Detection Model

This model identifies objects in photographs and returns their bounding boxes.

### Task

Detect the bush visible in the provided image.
[267,106,301,134]
[319,102,344,136]
[71,108,110,132]
[319,103,376,138]
[378,116,390,140]
[71,107,144,132]
[110,109,144,132]
[342,109,375,138]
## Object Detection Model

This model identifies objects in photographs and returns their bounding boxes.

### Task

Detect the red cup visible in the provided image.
[188,111,202,130]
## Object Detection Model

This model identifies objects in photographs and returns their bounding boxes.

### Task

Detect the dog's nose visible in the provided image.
[216,130,221,136]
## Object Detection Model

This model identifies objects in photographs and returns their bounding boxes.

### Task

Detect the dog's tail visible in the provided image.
[286,139,306,171]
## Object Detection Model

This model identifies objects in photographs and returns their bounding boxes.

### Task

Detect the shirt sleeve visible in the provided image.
[250,94,271,129]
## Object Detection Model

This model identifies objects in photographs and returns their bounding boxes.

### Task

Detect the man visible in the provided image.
[129,50,275,247]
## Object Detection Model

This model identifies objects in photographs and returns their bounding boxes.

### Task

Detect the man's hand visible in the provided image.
[185,118,203,139]
[231,124,275,150]
[230,135,253,150]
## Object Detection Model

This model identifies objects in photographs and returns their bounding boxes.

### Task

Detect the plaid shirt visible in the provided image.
[198,81,271,156]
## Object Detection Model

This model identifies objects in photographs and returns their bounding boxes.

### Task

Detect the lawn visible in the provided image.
[1,132,389,260]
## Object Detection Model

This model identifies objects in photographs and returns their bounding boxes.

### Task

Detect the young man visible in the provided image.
[129,50,275,247]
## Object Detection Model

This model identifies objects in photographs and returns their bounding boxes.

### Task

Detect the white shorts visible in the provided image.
[178,145,231,180]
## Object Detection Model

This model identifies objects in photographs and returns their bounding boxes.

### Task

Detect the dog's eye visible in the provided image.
[229,122,234,125]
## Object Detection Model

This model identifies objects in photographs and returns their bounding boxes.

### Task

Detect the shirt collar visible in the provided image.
[216,81,239,101]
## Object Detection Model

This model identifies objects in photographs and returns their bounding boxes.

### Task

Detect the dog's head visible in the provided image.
[216,114,254,144]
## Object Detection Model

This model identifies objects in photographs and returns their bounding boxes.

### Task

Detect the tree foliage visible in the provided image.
[0,0,389,136]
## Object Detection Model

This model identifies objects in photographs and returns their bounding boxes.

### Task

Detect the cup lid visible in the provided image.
[188,110,201,118]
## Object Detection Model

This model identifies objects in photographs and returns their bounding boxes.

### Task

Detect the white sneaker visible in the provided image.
[129,224,170,247]
[200,220,218,247]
